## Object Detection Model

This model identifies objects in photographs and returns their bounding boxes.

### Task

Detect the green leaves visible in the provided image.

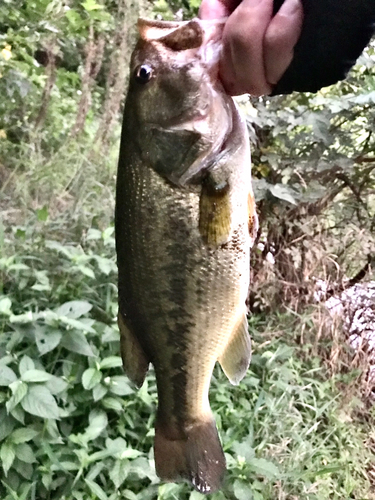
[82,367,102,390]
[0,365,17,386]
[0,18,374,497]
[21,369,52,383]
[1,442,15,476]
[6,381,28,414]
[60,331,95,356]
[35,326,62,355]
[21,385,60,420]
[9,428,39,444]
[233,480,254,500]
[55,300,92,319]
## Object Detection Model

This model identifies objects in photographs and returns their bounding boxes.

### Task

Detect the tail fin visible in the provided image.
[154,417,226,494]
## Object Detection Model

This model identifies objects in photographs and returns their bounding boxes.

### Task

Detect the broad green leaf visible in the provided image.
[55,300,92,319]
[268,184,297,205]
[86,462,105,483]
[130,457,157,481]
[93,384,108,402]
[13,459,33,481]
[1,441,15,475]
[21,385,60,419]
[21,369,52,383]
[122,490,138,500]
[10,405,25,424]
[60,331,94,356]
[15,442,36,462]
[36,206,48,221]
[35,326,62,355]
[45,240,74,258]
[82,368,102,390]
[86,228,102,240]
[82,0,105,11]
[232,439,255,463]
[7,264,29,272]
[158,483,182,498]
[60,316,95,333]
[102,226,114,239]
[42,471,52,490]
[46,375,68,395]
[94,256,115,275]
[10,427,39,444]
[189,492,206,500]
[109,459,129,488]
[0,297,12,315]
[84,479,108,500]
[249,458,279,479]
[101,397,122,412]
[100,356,122,369]
[0,364,17,386]
[103,437,127,457]
[0,409,15,441]
[109,376,133,396]
[233,479,254,500]
[120,448,143,459]
[76,265,95,279]
[19,356,35,376]
[85,410,108,441]
[6,381,28,413]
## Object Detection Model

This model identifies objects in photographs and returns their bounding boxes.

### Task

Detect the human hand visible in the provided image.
[199,0,303,96]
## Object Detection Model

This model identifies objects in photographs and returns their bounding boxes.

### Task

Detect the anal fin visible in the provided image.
[218,314,251,385]
[118,312,149,389]
[199,171,231,246]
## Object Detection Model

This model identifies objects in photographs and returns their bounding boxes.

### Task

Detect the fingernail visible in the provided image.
[280,0,301,16]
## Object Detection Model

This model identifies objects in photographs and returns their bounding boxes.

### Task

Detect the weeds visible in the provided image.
[0,218,374,500]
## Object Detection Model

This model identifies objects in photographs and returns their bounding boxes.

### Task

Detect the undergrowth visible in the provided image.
[0,215,374,500]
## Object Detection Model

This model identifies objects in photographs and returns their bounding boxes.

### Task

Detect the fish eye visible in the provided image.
[134,64,153,84]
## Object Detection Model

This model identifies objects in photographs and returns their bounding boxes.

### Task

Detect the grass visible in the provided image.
[0,205,374,500]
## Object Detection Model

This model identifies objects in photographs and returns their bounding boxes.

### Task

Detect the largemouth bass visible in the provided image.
[115,18,258,493]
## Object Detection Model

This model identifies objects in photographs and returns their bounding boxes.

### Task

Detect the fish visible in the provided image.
[115,17,258,494]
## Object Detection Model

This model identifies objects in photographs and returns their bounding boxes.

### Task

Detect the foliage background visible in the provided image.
[0,1,375,499]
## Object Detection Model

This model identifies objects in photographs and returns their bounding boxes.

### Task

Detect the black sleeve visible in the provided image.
[271,0,375,95]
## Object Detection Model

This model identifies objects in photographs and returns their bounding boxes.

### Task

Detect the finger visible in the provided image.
[199,0,241,20]
[264,0,304,85]
[219,0,274,96]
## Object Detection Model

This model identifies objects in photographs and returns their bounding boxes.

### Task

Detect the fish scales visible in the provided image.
[115,17,257,494]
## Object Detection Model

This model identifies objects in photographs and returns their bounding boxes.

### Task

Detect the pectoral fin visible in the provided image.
[199,171,231,246]
[248,191,259,244]
[218,314,251,385]
[118,312,150,389]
